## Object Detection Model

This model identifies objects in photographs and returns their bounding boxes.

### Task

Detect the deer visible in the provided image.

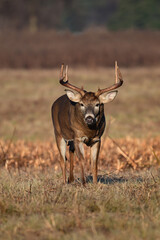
[51,62,123,184]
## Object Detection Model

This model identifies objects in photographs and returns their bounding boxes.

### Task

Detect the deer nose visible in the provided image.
[85,116,95,125]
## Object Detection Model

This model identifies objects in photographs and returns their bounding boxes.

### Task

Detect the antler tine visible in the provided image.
[95,61,123,97]
[115,61,118,84]
[117,66,123,81]
[60,64,65,81]
[59,64,85,96]
[65,65,68,81]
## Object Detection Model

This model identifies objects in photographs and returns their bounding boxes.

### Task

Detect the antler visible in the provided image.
[95,61,123,97]
[59,64,85,96]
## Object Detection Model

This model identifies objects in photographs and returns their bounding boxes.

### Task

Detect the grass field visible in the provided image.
[0,169,160,240]
[0,67,160,239]
[0,67,160,140]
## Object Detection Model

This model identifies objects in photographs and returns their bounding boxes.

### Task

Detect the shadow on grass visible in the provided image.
[86,175,143,184]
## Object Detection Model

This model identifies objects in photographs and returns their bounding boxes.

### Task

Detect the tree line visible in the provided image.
[0,0,159,31]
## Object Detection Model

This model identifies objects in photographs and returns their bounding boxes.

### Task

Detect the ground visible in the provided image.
[0,169,160,240]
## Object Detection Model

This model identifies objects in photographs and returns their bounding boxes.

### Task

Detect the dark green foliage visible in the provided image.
[0,0,160,31]
[108,0,160,30]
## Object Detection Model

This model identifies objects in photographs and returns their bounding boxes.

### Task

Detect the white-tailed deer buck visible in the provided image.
[51,62,123,184]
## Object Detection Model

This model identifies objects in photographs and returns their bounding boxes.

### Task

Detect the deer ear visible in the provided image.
[65,90,81,102]
[99,91,118,104]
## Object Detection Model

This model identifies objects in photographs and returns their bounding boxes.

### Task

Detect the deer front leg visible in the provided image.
[90,140,101,184]
[56,135,67,184]
[68,141,75,183]
[74,140,85,185]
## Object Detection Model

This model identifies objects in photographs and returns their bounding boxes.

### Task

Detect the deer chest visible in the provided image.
[82,136,100,146]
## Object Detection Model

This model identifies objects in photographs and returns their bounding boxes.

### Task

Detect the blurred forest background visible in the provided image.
[0,0,160,68]
[0,0,160,31]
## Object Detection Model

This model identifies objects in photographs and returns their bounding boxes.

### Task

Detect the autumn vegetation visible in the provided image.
[0,30,160,68]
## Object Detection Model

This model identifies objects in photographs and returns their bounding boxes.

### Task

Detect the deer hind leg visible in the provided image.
[56,135,67,184]
[68,141,75,183]
[90,141,101,184]
[75,140,85,185]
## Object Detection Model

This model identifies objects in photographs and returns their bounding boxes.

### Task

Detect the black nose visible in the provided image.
[85,116,94,125]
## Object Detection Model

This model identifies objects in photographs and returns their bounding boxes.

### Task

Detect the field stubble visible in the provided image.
[0,168,160,240]
[0,137,160,173]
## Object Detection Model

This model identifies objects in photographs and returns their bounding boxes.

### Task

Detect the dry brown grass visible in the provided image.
[0,137,160,175]
[0,29,160,68]
[0,167,160,240]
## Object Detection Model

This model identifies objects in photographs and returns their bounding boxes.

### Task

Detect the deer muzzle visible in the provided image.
[85,113,96,126]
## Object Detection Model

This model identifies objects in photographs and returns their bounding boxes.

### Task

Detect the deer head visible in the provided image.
[59,62,123,127]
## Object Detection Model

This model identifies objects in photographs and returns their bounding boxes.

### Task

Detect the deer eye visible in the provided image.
[80,103,84,107]
[95,103,100,107]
